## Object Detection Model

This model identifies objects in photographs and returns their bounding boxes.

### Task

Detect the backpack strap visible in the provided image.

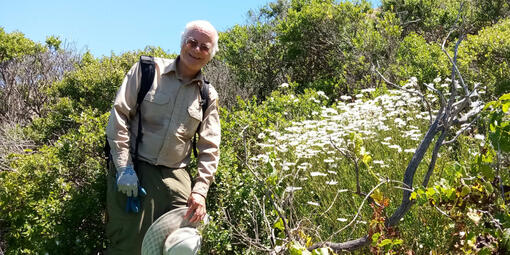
[104,56,155,167]
[192,79,210,158]
[134,55,155,172]
[138,55,155,104]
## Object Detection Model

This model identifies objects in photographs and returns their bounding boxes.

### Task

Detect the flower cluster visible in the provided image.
[251,87,429,171]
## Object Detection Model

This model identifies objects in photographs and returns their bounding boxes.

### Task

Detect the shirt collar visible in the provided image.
[163,56,204,85]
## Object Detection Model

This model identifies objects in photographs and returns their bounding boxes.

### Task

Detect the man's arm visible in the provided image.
[193,85,221,198]
[106,62,141,170]
[186,85,221,222]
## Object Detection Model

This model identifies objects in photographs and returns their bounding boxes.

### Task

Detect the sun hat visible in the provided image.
[141,207,204,255]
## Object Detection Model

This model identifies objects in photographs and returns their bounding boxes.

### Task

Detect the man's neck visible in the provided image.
[176,58,199,83]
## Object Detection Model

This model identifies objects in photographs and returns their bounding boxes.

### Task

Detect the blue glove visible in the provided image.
[126,186,147,213]
[116,165,139,197]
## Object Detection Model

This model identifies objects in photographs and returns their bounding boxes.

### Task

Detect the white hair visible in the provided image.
[180,20,219,57]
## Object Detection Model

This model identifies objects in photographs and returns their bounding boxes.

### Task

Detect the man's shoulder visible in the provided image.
[152,57,176,75]
[153,57,175,66]
[153,56,174,63]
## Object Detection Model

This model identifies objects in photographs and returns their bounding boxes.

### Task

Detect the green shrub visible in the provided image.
[0,109,108,254]
[459,18,510,99]
[217,23,285,100]
[382,0,510,42]
[393,33,450,87]
[277,0,401,96]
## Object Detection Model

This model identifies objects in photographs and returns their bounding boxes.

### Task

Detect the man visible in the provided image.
[105,20,221,254]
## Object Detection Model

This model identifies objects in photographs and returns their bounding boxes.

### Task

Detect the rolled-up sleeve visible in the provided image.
[106,62,140,169]
[192,86,221,198]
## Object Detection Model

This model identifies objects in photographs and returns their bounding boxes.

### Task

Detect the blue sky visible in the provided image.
[0,0,381,57]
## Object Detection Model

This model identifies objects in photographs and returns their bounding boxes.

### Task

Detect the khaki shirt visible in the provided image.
[106,57,221,198]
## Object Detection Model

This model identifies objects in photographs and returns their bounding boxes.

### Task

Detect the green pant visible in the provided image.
[105,160,192,255]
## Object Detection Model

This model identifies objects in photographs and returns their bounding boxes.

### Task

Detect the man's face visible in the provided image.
[180,28,215,73]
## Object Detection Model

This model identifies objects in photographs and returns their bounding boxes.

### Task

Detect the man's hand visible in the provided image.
[116,165,139,197]
[185,193,206,223]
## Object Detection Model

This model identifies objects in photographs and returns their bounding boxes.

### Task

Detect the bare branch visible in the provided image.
[443,114,480,145]
[422,128,447,187]
[441,2,469,97]
[319,189,342,218]
[402,19,422,26]
[325,179,389,243]
[329,137,362,194]
[424,83,446,107]
[496,143,506,203]
[434,204,451,218]
[239,157,292,243]
[386,107,443,226]
[308,236,369,252]
[223,208,273,252]
[309,179,407,252]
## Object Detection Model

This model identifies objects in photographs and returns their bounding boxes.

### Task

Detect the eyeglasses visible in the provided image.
[185,38,211,53]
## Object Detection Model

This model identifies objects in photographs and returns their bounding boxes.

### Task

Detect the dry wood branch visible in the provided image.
[422,128,447,187]
[309,179,405,252]
[0,122,35,172]
[309,236,369,252]
[424,83,447,107]
[239,157,292,243]
[442,2,468,97]
[260,194,276,247]
[386,107,443,226]
[329,138,362,195]
[496,143,506,203]
[325,180,389,241]
[443,114,480,145]
[223,208,273,252]
[319,189,342,218]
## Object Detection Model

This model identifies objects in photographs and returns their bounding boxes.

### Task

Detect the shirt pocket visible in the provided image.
[141,92,171,125]
[177,103,203,139]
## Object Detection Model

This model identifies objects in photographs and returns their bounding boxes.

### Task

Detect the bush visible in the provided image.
[459,18,510,99]
[0,110,108,254]
[393,33,450,87]
[277,0,401,96]
[382,0,510,42]
[217,23,285,102]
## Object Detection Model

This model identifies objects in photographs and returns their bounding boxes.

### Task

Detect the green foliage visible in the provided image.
[25,97,76,143]
[1,47,173,253]
[0,27,45,62]
[406,94,510,253]
[54,47,172,114]
[484,93,510,152]
[382,0,510,42]
[277,0,401,95]
[218,23,283,99]
[45,35,62,51]
[3,1,510,254]
[394,33,450,86]
[0,27,72,124]
[459,18,510,98]
[410,164,508,253]
[0,109,108,254]
[26,47,173,144]
[216,0,402,102]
